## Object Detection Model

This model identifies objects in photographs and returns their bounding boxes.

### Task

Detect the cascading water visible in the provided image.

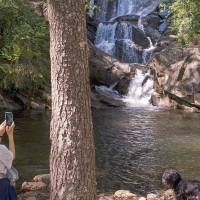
[92,0,161,106]
[95,22,141,63]
[123,69,154,106]
[94,0,162,22]
[138,17,155,65]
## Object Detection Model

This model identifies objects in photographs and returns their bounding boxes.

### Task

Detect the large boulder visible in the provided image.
[88,40,135,86]
[91,86,124,108]
[150,46,200,109]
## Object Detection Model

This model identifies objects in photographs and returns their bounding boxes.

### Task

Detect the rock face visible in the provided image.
[88,40,135,86]
[88,40,152,108]
[150,46,200,109]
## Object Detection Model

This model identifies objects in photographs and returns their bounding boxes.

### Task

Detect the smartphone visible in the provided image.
[5,112,13,126]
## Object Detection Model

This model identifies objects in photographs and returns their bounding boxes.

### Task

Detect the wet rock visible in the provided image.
[0,94,7,109]
[116,76,132,95]
[158,20,169,33]
[0,94,22,110]
[93,88,124,107]
[14,94,30,109]
[142,13,160,29]
[131,26,151,49]
[114,14,140,23]
[88,40,132,86]
[158,9,172,19]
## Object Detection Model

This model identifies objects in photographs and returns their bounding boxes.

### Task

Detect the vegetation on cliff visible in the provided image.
[161,0,200,45]
[0,0,50,94]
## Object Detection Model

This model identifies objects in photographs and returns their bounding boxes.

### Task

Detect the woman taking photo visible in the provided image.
[0,120,18,199]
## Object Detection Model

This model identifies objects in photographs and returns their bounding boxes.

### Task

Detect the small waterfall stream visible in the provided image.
[123,70,154,106]
[91,0,161,106]
[92,0,161,22]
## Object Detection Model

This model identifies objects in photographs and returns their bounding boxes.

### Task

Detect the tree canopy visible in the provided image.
[0,0,50,93]
[169,0,200,44]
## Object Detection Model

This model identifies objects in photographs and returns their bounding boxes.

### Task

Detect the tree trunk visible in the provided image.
[47,0,96,199]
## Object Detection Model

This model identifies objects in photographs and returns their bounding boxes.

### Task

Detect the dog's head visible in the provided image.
[162,169,182,187]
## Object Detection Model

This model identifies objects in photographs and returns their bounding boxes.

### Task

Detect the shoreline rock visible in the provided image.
[18,174,175,200]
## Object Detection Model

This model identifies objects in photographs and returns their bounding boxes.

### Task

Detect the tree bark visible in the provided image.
[47,0,96,199]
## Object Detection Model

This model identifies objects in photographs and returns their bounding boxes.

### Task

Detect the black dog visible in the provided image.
[162,169,200,200]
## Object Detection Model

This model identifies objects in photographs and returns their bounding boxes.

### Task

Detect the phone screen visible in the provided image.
[5,112,13,126]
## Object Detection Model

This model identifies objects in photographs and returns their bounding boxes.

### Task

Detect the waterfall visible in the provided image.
[93,0,161,22]
[95,22,141,63]
[138,17,155,65]
[92,0,161,106]
[94,23,117,56]
[123,69,154,107]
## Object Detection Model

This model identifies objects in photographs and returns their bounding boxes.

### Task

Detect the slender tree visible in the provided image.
[47,0,96,199]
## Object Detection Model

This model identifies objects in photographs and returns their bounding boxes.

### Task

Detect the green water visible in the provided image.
[1,107,200,196]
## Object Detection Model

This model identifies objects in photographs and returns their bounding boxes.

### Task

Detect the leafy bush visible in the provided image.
[170,0,200,44]
[0,0,50,93]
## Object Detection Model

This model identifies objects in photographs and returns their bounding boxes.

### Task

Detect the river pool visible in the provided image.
[1,107,200,196]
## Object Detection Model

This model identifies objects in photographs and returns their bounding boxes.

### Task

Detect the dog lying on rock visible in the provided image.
[162,169,200,200]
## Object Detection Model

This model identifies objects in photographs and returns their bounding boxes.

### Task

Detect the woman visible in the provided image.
[0,120,18,200]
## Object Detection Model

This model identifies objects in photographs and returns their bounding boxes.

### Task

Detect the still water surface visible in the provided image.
[1,107,200,195]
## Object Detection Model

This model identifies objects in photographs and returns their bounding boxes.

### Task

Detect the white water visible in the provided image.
[138,17,155,65]
[123,69,154,107]
[92,0,160,107]
[93,0,161,22]
[95,69,154,107]
[94,22,141,63]
[95,23,118,56]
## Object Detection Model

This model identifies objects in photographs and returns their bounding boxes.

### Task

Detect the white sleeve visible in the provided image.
[0,145,13,169]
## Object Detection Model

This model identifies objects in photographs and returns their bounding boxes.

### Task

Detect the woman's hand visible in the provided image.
[6,121,15,137]
[0,121,6,137]
[6,121,15,160]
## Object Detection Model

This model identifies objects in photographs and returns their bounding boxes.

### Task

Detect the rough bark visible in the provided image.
[47,0,96,199]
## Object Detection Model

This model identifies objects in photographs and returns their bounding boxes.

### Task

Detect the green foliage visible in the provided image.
[170,0,200,44]
[0,0,50,93]
[158,0,170,12]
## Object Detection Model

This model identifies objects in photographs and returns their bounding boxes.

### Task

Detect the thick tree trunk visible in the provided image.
[47,0,96,199]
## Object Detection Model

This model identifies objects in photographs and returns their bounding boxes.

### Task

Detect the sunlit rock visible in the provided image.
[114,190,137,200]
[147,193,158,200]
[163,189,174,200]
[151,46,200,110]
[21,181,47,191]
